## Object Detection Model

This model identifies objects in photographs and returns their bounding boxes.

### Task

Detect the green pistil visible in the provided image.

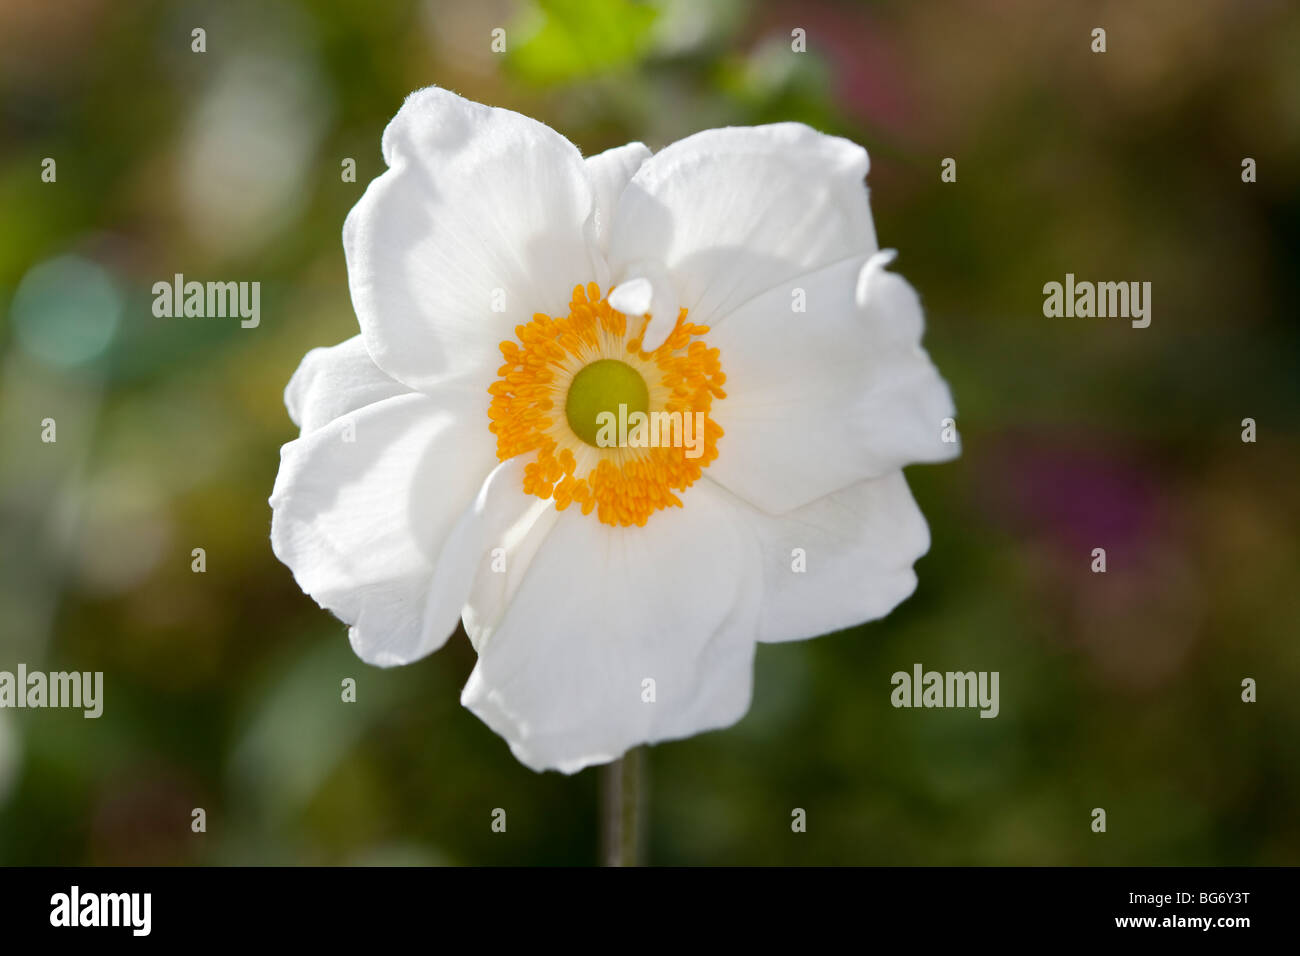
[565,359,649,447]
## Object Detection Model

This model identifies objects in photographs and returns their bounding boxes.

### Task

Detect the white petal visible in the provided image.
[439,457,560,653]
[343,87,601,394]
[738,471,931,643]
[461,480,760,773]
[269,389,498,666]
[606,123,878,338]
[607,276,653,317]
[610,261,679,350]
[855,248,898,305]
[284,335,412,434]
[706,256,958,514]
[585,141,651,264]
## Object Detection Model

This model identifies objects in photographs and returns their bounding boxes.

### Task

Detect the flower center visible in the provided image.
[564,359,649,448]
[488,283,725,527]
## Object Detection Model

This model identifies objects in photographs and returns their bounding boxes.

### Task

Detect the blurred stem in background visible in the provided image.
[602,747,645,866]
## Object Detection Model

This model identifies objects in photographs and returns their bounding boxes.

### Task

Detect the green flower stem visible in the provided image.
[601,747,645,866]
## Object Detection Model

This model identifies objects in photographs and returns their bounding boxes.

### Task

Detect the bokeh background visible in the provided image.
[1,0,1297,865]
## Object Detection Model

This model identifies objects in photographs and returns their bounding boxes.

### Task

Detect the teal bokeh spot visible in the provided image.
[11,255,123,369]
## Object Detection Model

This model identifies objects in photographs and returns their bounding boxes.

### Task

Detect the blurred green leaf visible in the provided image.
[509,0,658,84]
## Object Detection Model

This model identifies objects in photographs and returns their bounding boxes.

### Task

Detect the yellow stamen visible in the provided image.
[488,282,725,527]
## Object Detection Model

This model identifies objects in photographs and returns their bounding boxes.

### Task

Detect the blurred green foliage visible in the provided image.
[0,0,1297,865]
[511,0,659,84]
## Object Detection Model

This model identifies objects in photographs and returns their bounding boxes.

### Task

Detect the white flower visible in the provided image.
[269,87,959,774]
